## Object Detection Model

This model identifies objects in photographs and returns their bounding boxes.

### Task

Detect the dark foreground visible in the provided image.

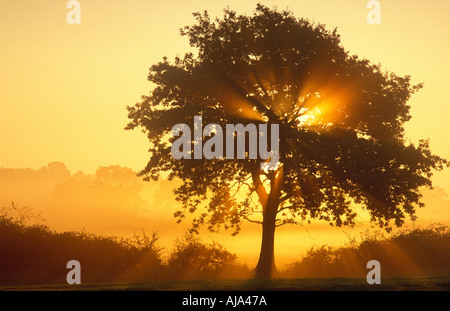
[2,277,450,291]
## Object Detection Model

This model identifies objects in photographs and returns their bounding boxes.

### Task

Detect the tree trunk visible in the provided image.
[255,173,283,279]
[254,169,283,279]
[255,199,278,278]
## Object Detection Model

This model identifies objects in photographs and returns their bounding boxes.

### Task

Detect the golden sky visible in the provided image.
[1,0,450,267]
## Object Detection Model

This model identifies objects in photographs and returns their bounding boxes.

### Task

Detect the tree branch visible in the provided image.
[278,192,293,204]
[242,215,263,225]
[275,219,299,227]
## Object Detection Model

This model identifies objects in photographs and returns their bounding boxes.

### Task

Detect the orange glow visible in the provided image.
[1,0,449,273]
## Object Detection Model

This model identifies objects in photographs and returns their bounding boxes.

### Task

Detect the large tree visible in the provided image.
[126,5,448,278]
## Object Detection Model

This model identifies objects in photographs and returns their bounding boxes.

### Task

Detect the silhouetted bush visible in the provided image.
[0,203,164,285]
[282,224,450,278]
[166,233,252,280]
[0,204,251,285]
[3,202,449,285]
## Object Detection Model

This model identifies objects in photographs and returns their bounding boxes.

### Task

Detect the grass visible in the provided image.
[2,277,449,291]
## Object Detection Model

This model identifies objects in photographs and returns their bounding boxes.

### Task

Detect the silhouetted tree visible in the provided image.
[126,5,448,278]
[95,165,141,189]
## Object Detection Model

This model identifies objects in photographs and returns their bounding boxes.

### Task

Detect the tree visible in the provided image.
[125,4,448,278]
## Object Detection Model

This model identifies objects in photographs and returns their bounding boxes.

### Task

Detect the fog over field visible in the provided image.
[2,162,449,268]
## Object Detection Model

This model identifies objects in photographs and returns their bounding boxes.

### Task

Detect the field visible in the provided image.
[2,277,450,291]
[2,208,450,294]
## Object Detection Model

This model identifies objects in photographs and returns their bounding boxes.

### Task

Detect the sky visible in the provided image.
[1,0,450,267]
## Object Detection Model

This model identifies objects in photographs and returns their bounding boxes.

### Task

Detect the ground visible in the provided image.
[1,277,449,291]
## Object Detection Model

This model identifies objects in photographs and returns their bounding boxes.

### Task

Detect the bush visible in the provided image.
[0,203,251,285]
[166,233,251,280]
[282,224,450,278]
[0,203,164,285]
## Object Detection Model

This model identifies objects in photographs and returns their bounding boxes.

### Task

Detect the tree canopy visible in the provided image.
[126,4,448,277]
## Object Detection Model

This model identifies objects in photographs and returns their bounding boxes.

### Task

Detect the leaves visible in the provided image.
[126,5,447,234]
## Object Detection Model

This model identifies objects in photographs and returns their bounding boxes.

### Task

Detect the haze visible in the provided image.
[1,0,449,267]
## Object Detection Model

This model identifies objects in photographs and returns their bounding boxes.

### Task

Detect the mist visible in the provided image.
[1,162,449,268]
